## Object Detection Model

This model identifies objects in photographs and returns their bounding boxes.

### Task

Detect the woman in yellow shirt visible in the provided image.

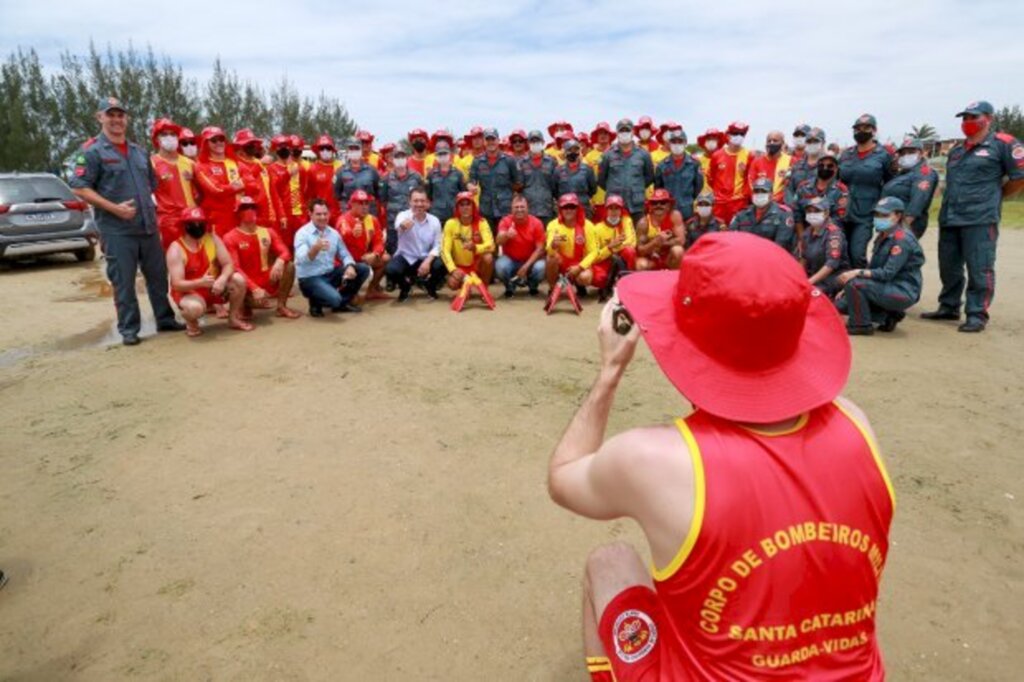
[442,192,495,291]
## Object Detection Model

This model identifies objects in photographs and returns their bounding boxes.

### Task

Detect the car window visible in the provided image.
[0,176,76,204]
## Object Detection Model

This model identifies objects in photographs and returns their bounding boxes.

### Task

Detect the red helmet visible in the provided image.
[356,130,374,143]
[634,116,656,134]
[430,129,454,151]
[455,191,475,205]
[656,120,681,144]
[547,120,574,137]
[646,188,675,211]
[380,142,396,154]
[235,195,258,212]
[576,132,590,145]
[726,121,750,135]
[313,134,335,150]
[179,127,196,143]
[270,134,290,150]
[349,189,371,206]
[179,206,207,223]
[232,128,261,147]
[289,134,305,150]
[407,128,429,142]
[558,193,580,208]
[590,121,613,140]
[697,128,727,150]
[508,129,527,142]
[554,130,571,145]
[604,195,626,209]
[201,126,227,142]
[150,118,181,148]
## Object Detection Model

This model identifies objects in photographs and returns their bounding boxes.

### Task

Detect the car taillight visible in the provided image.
[62,200,88,211]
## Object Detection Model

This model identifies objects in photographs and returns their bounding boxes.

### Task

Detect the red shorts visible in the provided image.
[591,259,612,289]
[452,264,476,277]
[558,257,582,275]
[172,287,224,310]
[241,272,281,298]
[598,585,686,681]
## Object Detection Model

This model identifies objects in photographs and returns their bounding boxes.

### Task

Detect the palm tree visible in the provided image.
[911,124,938,141]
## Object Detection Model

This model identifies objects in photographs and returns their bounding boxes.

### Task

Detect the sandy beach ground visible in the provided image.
[1,228,1022,681]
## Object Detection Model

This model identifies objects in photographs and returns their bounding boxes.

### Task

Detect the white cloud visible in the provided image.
[2,0,1023,146]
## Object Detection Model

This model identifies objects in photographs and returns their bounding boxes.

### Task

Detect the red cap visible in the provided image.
[634,116,656,134]
[697,128,727,150]
[547,120,573,137]
[604,195,625,209]
[408,128,429,142]
[179,206,206,223]
[455,191,476,205]
[201,126,227,142]
[509,129,527,142]
[179,127,196,142]
[463,126,484,143]
[270,134,290,150]
[430,129,454,151]
[150,118,181,148]
[232,128,261,147]
[558,193,580,208]
[590,121,613,139]
[357,130,374,143]
[349,189,370,205]
[576,132,590,145]
[289,134,305,150]
[616,232,850,422]
[235,195,258,212]
[313,134,335,150]
[726,121,750,135]
[656,121,682,144]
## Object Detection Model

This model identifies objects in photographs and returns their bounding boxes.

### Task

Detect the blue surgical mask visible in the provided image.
[873,216,893,232]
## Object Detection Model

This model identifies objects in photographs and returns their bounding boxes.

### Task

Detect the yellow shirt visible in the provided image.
[581,217,636,269]
[546,218,598,264]
[442,217,494,271]
[585,148,607,205]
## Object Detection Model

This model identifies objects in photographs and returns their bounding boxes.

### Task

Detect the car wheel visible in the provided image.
[75,245,97,262]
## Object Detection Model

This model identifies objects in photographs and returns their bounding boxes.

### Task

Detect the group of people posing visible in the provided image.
[69,98,1024,343]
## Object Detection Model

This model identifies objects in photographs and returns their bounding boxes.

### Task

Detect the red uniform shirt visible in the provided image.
[305,160,342,219]
[497,214,545,262]
[151,154,197,248]
[237,156,284,227]
[708,148,752,203]
[223,226,291,294]
[171,234,222,307]
[600,401,893,681]
[336,211,384,262]
[746,153,792,203]
[408,156,426,176]
[268,160,308,223]
[195,158,244,236]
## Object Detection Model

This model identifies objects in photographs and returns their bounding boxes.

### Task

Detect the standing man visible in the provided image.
[358,130,380,169]
[922,100,1024,332]
[223,197,301,320]
[425,141,466,225]
[407,128,430,176]
[293,198,369,317]
[233,129,284,232]
[586,122,613,221]
[469,128,520,239]
[785,127,826,207]
[839,114,895,269]
[456,126,485,179]
[880,137,939,239]
[70,97,184,345]
[707,121,752,224]
[731,177,797,255]
[379,147,425,254]
[268,134,308,246]
[791,123,811,162]
[149,118,197,249]
[194,126,248,237]
[598,119,655,224]
[746,130,792,204]
[306,135,343,221]
[334,137,382,216]
[495,195,547,298]
[520,130,560,226]
[385,188,447,302]
[653,128,703,221]
[549,231,893,681]
[555,138,598,218]
[179,128,199,159]
[634,116,659,154]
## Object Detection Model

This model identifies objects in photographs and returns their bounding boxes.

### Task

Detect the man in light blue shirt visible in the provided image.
[293,198,370,316]
[384,188,447,302]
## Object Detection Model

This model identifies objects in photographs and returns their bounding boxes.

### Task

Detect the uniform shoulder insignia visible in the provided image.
[995,132,1017,144]
[1012,146,1024,160]
[920,165,931,175]
[917,180,931,190]
[893,229,906,240]
[81,137,97,150]
[836,181,849,191]
[891,245,902,256]
[778,203,793,213]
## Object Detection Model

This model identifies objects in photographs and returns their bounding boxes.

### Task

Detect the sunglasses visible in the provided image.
[210,137,226,144]
[651,201,670,207]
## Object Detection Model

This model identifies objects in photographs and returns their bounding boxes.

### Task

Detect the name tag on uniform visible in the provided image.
[975,150,990,157]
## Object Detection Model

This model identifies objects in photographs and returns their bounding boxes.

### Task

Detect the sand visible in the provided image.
[1,228,1022,681]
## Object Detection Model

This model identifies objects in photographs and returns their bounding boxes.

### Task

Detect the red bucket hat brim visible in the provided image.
[616,271,851,423]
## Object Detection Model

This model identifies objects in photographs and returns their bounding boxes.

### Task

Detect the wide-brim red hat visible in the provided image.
[616,232,850,422]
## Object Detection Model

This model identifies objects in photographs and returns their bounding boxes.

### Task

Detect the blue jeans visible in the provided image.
[495,255,545,292]
[298,264,370,311]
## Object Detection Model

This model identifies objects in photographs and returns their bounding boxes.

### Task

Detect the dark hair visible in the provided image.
[309,198,329,212]
[410,186,429,200]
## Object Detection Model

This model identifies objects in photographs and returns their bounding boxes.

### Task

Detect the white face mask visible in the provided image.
[806,212,826,227]
[697,205,712,218]
[529,142,544,154]
[606,214,621,226]
[159,135,179,152]
[393,157,408,170]
[347,150,361,162]
[805,142,823,156]
[670,143,686,155]
[752,193,770,208]
[704,140,719,152]
[793,136,807,149]
[729,134,745,147]
[181,143,197,158]
[638,129,652,141]
[617,131,633,145]
[898,153,920,169]
[437,154,451,166]
[319,149,334,162]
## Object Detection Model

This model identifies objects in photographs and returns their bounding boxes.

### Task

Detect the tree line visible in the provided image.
[0,43,357,173]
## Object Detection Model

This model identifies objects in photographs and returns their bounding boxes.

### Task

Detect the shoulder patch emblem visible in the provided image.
[1013,146,1024,160]
[613,609,658,664]
[917,180,931,191]
[891,245,902,256]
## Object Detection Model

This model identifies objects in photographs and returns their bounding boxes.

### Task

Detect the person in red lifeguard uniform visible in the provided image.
[547,232,894,682]
[194,126,249,237]
[336,189,389,300]
[635,188,684,271]
[149,118,197,249]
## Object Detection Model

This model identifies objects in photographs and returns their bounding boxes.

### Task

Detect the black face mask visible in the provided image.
[411,140,427,153]
[184,222,206,239]
[276,148,291,159]
[853,130,873,144]
[817,166,836,181]
[766,143,783,156]
[566,152,580,162]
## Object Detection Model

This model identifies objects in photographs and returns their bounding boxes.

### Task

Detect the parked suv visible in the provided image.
[0,173,99,262]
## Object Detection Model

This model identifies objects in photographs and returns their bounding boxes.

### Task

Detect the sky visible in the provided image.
[2,0,1023,148]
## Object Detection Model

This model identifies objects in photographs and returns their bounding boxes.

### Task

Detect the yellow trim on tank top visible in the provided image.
[652,417,706,582]
[739,412,810,437]
[833,400,896,510]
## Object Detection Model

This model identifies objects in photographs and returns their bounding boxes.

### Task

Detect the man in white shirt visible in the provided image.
[384,188,447,302]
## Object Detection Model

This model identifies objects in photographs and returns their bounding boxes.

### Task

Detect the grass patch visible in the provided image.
[926,193,1024,229]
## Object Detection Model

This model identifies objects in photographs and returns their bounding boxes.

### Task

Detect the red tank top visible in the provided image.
[177,234,219,279]
[655,401,894,680]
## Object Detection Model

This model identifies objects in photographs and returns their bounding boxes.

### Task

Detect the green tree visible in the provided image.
[910,124,938,141]
[0,49,52,171]
[993,105,1024,140]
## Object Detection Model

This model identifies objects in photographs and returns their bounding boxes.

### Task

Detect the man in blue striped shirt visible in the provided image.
[293,198,370,316]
